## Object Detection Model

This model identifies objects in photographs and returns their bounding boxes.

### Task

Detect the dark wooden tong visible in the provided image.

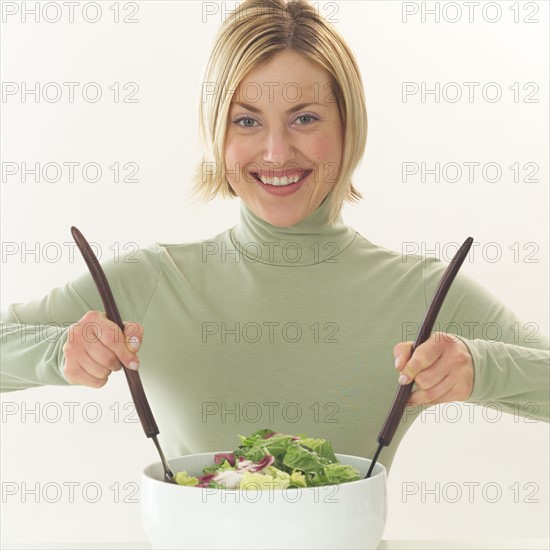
[71,226,176,483]
[366,236,473,478]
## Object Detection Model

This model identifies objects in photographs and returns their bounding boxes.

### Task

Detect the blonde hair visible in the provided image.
[189,0,367,224]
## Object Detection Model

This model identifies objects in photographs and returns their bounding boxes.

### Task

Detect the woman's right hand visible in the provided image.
[62,311,143,388]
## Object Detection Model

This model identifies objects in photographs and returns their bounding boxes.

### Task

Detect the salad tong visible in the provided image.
[71,226,176,484]
[365,236,474,478]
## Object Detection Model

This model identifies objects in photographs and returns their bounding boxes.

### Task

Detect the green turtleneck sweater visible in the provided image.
[1,194,549,472]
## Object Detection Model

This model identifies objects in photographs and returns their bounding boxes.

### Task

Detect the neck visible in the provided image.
[230,192,356,267]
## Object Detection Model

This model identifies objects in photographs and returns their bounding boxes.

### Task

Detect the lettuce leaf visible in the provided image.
[324,463,361,484]
[240,471,290,490]
[298,437,338,463]
[282,443,330,475]
[174,470,199,487]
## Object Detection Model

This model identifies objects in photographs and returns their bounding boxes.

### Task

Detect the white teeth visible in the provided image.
[256,173,306,186]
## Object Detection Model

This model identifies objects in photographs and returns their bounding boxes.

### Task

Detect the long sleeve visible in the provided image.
[422,257,550,421]
[0,245,163,392]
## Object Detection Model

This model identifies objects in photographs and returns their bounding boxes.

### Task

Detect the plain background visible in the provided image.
[1,0,548,545]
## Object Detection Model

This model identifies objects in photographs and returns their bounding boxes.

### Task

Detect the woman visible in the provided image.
[1,0,548,475]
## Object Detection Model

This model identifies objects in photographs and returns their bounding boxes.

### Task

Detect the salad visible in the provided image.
[174,428,361,489]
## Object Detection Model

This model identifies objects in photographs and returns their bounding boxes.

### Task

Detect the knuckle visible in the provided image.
[62,342,72,358]
[67,326,82,345]
[415,372,429,388]
[408,356,420,374]
[393,342,408,357]
[102,321,118,345]
[63,364,76,383]
[423,388,435,402]
[119,343,134,361]
[97,347,116,367]
[63,359,73,374]
[109,323,126,347]
[92,377,108,389]
[86,366,109,385]
[458,349,471,366]
[82,310,101,323]
[109,355,123,370]
[65,364,83,385]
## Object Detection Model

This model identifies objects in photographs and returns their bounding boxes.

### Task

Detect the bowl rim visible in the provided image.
[142,451,387,491]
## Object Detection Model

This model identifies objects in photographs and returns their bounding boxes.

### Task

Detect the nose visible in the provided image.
[261,124,295,166]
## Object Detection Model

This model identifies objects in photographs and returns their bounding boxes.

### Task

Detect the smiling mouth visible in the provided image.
[252,170,312,187]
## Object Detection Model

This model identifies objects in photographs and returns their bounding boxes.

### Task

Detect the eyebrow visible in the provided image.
[232,101,325,114]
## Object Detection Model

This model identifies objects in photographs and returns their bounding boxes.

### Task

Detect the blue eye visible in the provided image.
[295,113,319,124]
[234,116,258,127]
[233,113,320,127]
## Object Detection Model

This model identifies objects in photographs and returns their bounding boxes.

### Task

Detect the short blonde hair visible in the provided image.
[189,0,367,224]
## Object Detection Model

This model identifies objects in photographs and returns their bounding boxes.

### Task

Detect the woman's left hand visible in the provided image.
[393,332,474,407]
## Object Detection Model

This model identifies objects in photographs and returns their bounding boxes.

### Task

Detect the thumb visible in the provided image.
[123,321,142,353]
[394,341,414,371]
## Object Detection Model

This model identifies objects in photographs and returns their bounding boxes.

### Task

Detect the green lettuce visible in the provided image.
[174,471,199,487]
[175,428,361,489]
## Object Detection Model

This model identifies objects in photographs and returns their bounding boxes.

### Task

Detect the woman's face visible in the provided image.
[224,50,344,227]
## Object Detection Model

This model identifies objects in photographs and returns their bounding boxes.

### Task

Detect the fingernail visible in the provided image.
[395,356,400,370]
[128,336,140,352]
[398,374,408,385]
[128,361,139,371]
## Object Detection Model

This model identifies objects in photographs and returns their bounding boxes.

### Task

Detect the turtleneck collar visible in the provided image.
[230,190,357,267]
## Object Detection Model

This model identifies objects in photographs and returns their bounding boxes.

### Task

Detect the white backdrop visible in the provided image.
[1,0,548,546]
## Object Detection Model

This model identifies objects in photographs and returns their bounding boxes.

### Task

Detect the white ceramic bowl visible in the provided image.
[142,452,387,550]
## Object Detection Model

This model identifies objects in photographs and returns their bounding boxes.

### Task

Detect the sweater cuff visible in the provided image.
[452,335,485,403]
[56,329,72,384]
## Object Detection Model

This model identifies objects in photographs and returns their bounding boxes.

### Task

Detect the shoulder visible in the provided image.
[353,231,427,274]
[153,228,232,266]
[69,242,165,313]
[95,242,165,282]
